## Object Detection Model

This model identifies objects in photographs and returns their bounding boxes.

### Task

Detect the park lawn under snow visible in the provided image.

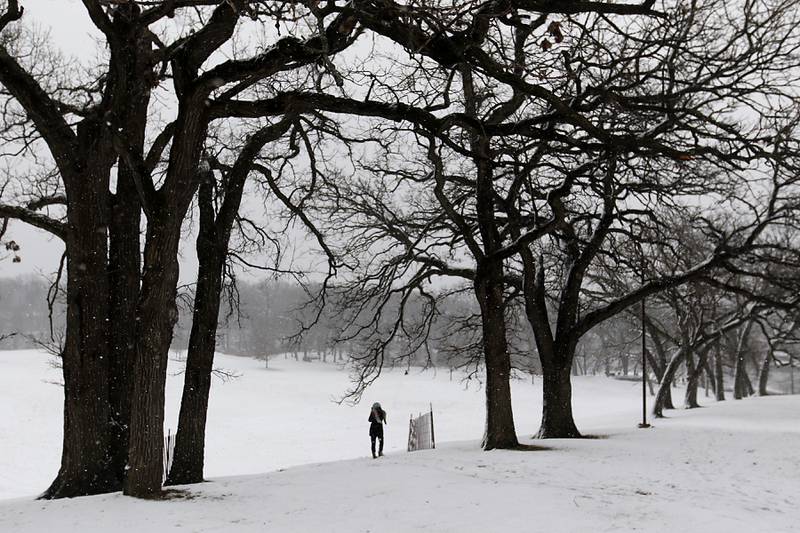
[0,348,640,500]
[1,350,799,532]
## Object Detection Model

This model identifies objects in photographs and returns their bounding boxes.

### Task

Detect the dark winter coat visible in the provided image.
[369,408,386,438]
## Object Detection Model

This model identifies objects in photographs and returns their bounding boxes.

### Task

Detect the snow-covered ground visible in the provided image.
[1,350,798,532]
[0,348,642,500]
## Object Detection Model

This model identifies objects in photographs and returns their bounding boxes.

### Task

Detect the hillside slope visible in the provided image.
[2,395,798,533]
[1,349,645,499]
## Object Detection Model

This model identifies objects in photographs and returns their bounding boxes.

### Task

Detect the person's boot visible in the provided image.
[371,441,377,459]
[378,439,384,457]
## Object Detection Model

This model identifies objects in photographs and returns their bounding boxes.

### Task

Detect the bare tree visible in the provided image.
[166,117,295,486]
[218,0,800,443]
[0,0,147,497]
[0,0,359,498]
[494,0,800,436]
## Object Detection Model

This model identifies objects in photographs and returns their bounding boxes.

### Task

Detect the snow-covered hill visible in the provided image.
[1,350,798,532]
[0,349,648,499]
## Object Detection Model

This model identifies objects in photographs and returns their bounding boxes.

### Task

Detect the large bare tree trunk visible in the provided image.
[123,78,212,496]
[125,220,182,498]
[107,176,141,487]
[166,176,223,486]
[46,242,114,498]
[117,2,232,495]
[167,120,292,485]
[44,122,116,498]
[0,7,149,497]
[106,34,148,484]
[461,64,518,451]
[45,258,113,498]
[475,269,519,450]
[517,241,581,437]
[537,352,581,438]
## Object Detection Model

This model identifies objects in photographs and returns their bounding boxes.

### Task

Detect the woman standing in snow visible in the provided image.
[369,402,386,458]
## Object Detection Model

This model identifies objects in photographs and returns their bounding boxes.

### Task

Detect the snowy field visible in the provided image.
[1,349,799,532]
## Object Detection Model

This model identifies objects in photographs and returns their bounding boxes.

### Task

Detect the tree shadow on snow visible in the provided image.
[510,443,552,451]
[530,433,611,441]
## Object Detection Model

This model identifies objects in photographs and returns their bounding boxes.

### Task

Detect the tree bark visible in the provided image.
[0,9,151,497]
[516,238,582,437]
[167,119,294,485]
[733,321,753,400]
[654,348,686,418]
[457,65,518,451]
[662,380,675,409]
[703,355,716,396]
[644,320,668,381]
[684,350,698,408]
[106,27,148,484]
[166,175,224,486]
[475,267,519,450]
[757,350,771,396]
[124,219,182,498]
[43,120,117,498]
[684,346,709,409]
[537,352,581,438]
[740,365,755,397]
[123,76,212,496]
[714,339,726,401]
[45,248,113,498]
[107,174,141,488]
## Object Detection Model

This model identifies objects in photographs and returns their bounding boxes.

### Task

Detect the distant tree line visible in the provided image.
[5,275,796,398]
[0,277,64,350]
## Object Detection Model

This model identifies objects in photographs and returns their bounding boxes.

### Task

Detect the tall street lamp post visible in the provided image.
[639,253,651,429]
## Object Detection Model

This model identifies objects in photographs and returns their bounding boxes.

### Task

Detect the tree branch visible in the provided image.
[0,203,66,240]
[0,0,23,33]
